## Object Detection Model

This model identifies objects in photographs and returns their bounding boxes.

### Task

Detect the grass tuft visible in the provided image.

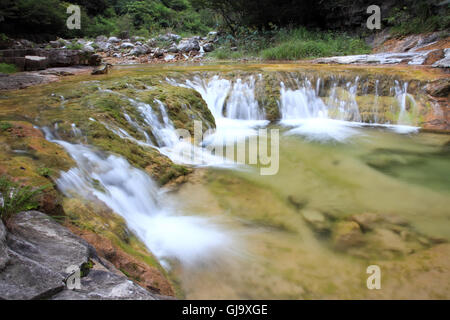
[0,63,18,74]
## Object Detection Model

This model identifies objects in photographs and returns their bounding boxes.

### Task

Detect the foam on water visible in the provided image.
[284,118,362,143]
[43,129,232,268]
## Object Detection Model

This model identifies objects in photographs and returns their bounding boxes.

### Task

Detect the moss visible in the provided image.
[135,84,216,134]
[0,121,13,131]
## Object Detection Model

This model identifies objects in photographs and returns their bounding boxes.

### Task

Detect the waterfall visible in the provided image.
[279,81,329,122]
[175,76,269,147]
[43,128,231,268]
[93,89,233,167]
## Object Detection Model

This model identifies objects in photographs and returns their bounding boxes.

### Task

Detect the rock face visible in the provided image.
[314,51,433,66]
[433,48,450,68]
[0,211,166,300]
[0,49,100,71]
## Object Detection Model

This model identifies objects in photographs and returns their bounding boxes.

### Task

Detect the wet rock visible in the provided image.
[369,228,412,256]
[383,214,409,227]
[426,79,450,97]
[287,195,308,210]
[332,221,364,250]
[351,212,381,232]
[91,64,111,75]
[302,209,330,234]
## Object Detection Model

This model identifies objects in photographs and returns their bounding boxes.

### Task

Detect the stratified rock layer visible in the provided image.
[0,211,166,300]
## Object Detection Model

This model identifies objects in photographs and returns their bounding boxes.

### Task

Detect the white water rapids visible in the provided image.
[44,128,232,269]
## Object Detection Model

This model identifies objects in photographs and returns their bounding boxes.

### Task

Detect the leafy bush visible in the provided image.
[386,3,450,36]
[0,176,48,222]
[66,42,84,50]
[0,63,18,74]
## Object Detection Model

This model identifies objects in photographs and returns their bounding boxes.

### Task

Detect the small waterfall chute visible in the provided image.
[43,128,233,268]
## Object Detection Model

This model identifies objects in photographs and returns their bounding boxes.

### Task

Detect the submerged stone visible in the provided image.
[332,221,365,251]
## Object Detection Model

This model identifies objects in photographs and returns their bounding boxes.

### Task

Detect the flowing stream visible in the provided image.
[24,65,449,299]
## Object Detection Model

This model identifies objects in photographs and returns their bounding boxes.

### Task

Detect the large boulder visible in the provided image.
[202,43,214,52]
[130,45,150,56]
[24,56,48,71]
[177,39,200,52]
[82,44,95,53]
[426,79,450,98]
[52,270,159,300]
[0,211,163,300]
[108,37,120,44]
[6,211,93,276]
[95,41,112,52]
[120,42,135,49]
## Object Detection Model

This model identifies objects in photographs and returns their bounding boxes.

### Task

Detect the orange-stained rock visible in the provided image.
[68,226,175,297]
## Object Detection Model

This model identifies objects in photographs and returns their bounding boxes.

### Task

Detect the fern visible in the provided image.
[0,176,49,222]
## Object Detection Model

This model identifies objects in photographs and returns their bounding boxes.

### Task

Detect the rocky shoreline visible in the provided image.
[0,211,173,300]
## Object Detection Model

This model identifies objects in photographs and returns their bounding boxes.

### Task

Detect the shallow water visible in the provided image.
[1,63,449,299]
[167,126,450,299]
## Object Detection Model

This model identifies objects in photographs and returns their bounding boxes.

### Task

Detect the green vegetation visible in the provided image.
[386,4,450,36]
[0,63,18,74]
[36,167,52,178]
[0,121,13,130]
[0,0,216,40]
[0,175,49,222]
[209,27,370,61]
[66,42,84,50]
[261,28,370,60]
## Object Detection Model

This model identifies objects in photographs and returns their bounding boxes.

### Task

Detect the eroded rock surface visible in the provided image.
[0,211,168,300]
